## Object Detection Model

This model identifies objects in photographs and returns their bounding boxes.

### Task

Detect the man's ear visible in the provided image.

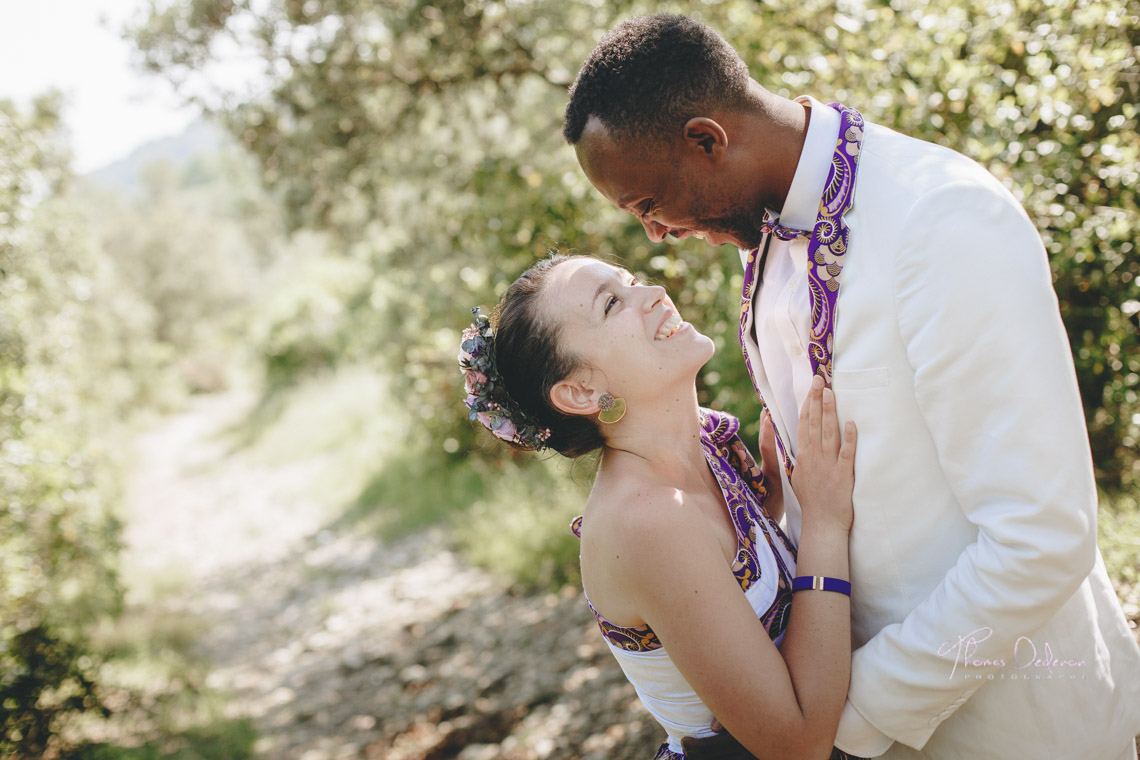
[682,117,728,159]
[550,376,601,417]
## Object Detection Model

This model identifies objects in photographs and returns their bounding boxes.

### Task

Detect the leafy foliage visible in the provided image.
[0,94,121,757]
[0,94,287,755]
[1,626,109,756]
[130,0,1139,490]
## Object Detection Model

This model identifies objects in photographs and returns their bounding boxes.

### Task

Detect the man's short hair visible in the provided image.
[563,14,751,146]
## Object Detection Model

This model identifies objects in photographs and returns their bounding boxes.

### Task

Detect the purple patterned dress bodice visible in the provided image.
[571,409,797,654]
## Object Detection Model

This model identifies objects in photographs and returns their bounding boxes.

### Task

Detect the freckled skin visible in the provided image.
[540,258,715,408]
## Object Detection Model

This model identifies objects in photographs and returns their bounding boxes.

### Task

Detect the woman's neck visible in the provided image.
[597,384,709,488]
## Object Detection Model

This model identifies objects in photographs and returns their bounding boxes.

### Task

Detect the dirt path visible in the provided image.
[118,390,660,760]
[118,390,1140,760]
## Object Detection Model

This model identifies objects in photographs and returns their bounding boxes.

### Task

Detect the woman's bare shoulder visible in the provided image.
[582,472,698,550]
[579,472,717,626]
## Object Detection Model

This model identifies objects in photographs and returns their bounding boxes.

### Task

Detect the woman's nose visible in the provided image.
[640,284,666,311]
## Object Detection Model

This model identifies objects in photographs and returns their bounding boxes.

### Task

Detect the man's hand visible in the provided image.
[682,722,753,759]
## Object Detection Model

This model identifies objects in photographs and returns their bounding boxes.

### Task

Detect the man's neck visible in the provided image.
[739,85,811,214]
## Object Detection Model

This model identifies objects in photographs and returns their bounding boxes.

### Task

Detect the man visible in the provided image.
[563,14,1140,760]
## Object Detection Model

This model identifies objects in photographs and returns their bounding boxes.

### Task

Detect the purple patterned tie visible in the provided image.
[760,212,811,241]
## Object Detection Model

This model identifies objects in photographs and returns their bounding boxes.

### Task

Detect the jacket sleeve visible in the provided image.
[843,178,1099,750]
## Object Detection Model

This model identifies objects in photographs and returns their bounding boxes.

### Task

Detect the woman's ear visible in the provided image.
[682,117,728,160]
[550,375,601,417]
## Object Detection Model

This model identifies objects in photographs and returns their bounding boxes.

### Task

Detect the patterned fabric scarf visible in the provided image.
[570,409,797,653]
[738,102,865,478]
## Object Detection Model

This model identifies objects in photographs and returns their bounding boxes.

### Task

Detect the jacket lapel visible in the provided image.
[804,104,865,385]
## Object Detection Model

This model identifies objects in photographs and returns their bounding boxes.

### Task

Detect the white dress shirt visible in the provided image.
[750,96,839,455]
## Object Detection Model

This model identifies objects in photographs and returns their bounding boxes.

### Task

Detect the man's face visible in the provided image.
[574,118,765,250]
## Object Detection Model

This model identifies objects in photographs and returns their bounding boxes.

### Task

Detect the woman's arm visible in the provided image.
[777,378,855,755]
[619,379,856,760]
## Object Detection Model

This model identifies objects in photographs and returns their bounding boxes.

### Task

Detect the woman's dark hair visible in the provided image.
[494,254,604,458]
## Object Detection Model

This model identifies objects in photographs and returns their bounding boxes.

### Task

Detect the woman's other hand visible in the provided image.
[790,375,856,533]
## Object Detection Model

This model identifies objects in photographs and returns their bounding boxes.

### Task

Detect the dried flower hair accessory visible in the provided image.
[459,308,552,451]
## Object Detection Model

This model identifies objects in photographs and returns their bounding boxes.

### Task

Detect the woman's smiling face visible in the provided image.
[537,257,714,404]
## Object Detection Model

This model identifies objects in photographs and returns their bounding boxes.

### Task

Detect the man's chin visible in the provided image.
[681,224,755,248]
[696,218,762,249]
[712,232,754,249]
[706,227,759,249]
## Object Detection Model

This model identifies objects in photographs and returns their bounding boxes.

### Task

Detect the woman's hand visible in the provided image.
[790,375,856,533]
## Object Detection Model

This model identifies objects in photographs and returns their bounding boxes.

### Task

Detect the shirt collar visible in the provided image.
[739,97,841,269]
[777,96,840,231]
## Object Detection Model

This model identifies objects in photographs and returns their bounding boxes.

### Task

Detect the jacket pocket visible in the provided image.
[833,366,891,391]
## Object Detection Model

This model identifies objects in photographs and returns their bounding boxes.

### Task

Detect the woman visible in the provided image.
[459,254,858,760]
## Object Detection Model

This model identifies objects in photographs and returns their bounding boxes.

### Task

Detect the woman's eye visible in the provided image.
[605,294,618,315]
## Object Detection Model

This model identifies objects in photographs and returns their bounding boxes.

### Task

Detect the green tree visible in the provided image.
[0,97,295,755]
[130,0,1139,489]
[84,143,287,396]
[0,94,119,757]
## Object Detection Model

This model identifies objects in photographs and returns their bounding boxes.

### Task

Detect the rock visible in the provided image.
[398,664,428,685]
[456,744,500,760]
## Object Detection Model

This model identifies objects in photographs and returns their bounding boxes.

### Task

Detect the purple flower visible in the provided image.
[491,417,518,442]
[475,411,517,442]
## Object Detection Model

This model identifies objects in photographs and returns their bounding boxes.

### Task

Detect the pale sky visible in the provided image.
[0,0,255,173]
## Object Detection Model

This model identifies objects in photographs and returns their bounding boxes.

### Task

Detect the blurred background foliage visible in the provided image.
[2,0,1138,755]
[0,95,283,756]
[131,0,1139,488]
[2,94,126,756]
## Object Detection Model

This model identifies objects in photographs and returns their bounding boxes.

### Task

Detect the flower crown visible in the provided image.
[459,308,552,451]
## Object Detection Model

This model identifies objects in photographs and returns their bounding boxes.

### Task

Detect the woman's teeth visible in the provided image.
[655,311,683,340]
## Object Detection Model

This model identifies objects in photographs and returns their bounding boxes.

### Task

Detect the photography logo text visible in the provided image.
[937,626,1086,681]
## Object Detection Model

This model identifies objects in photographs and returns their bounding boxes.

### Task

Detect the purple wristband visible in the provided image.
[792,575,852,596]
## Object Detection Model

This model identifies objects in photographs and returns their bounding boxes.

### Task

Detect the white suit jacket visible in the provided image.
[742,115,1140,758]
